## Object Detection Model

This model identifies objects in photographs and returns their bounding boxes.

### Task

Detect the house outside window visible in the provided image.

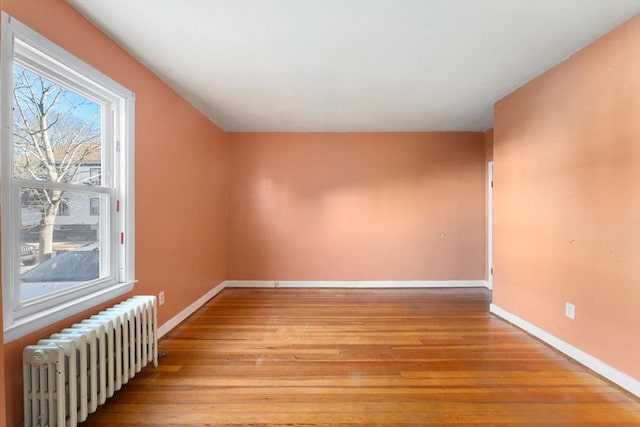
[1,13,136,342]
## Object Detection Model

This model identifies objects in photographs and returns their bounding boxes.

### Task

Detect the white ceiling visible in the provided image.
[69,0,640,132]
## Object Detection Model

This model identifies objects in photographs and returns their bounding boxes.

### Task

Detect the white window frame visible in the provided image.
[1,13,136,342]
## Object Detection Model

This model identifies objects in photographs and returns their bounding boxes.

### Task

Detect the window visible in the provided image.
[90,198,100,216]
[1,13,136,342]
[57,199,70,216]
[89,167,101,186]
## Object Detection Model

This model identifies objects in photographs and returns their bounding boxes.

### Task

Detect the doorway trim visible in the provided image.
[487,161,494,290]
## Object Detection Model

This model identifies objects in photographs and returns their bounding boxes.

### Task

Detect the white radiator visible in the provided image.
[23,295,158,427]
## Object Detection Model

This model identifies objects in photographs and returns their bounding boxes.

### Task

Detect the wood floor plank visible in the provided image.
[81,288,640,426]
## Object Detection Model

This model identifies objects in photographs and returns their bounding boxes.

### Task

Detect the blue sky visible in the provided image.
[13,63,101,130]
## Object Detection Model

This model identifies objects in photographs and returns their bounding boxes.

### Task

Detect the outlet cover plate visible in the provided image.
[565,302,575,319]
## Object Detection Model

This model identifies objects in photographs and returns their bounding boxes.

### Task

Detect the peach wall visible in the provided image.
[1,1,227,425]
[227,132,486,281]
[484,128,493,163]
[493,15,640,380]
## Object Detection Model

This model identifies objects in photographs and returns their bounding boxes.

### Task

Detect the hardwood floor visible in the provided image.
[83,288,640,426]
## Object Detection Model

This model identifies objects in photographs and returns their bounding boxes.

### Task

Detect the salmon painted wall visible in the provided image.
[0,1,227,425]
[484,128,493,163]
[493,15,640,380]
[227,132,486,281]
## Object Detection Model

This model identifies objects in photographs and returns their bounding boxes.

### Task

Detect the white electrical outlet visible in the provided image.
[159,291,165,305]
[565,302,575,320]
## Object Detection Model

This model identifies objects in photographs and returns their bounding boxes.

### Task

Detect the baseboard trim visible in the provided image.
[490,303,640,398]
[225,280,490,289]
[158,282,226,338]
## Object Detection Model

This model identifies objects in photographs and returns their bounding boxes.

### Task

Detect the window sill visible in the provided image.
[3,280,136,343]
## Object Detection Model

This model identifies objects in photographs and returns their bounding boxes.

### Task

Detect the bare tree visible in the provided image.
[13,64,100,261]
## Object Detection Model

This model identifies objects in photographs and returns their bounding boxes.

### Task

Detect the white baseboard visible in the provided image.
[157,282,226,338]
[225,280,490,289]
[490,303,640,398]
[158,280,489,338]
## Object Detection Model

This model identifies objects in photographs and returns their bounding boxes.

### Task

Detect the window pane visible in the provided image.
[20,188,104,302]
[12,64,102,185]
[57,199,70,216]
[89,198,100,216]
[89,167,101,186]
